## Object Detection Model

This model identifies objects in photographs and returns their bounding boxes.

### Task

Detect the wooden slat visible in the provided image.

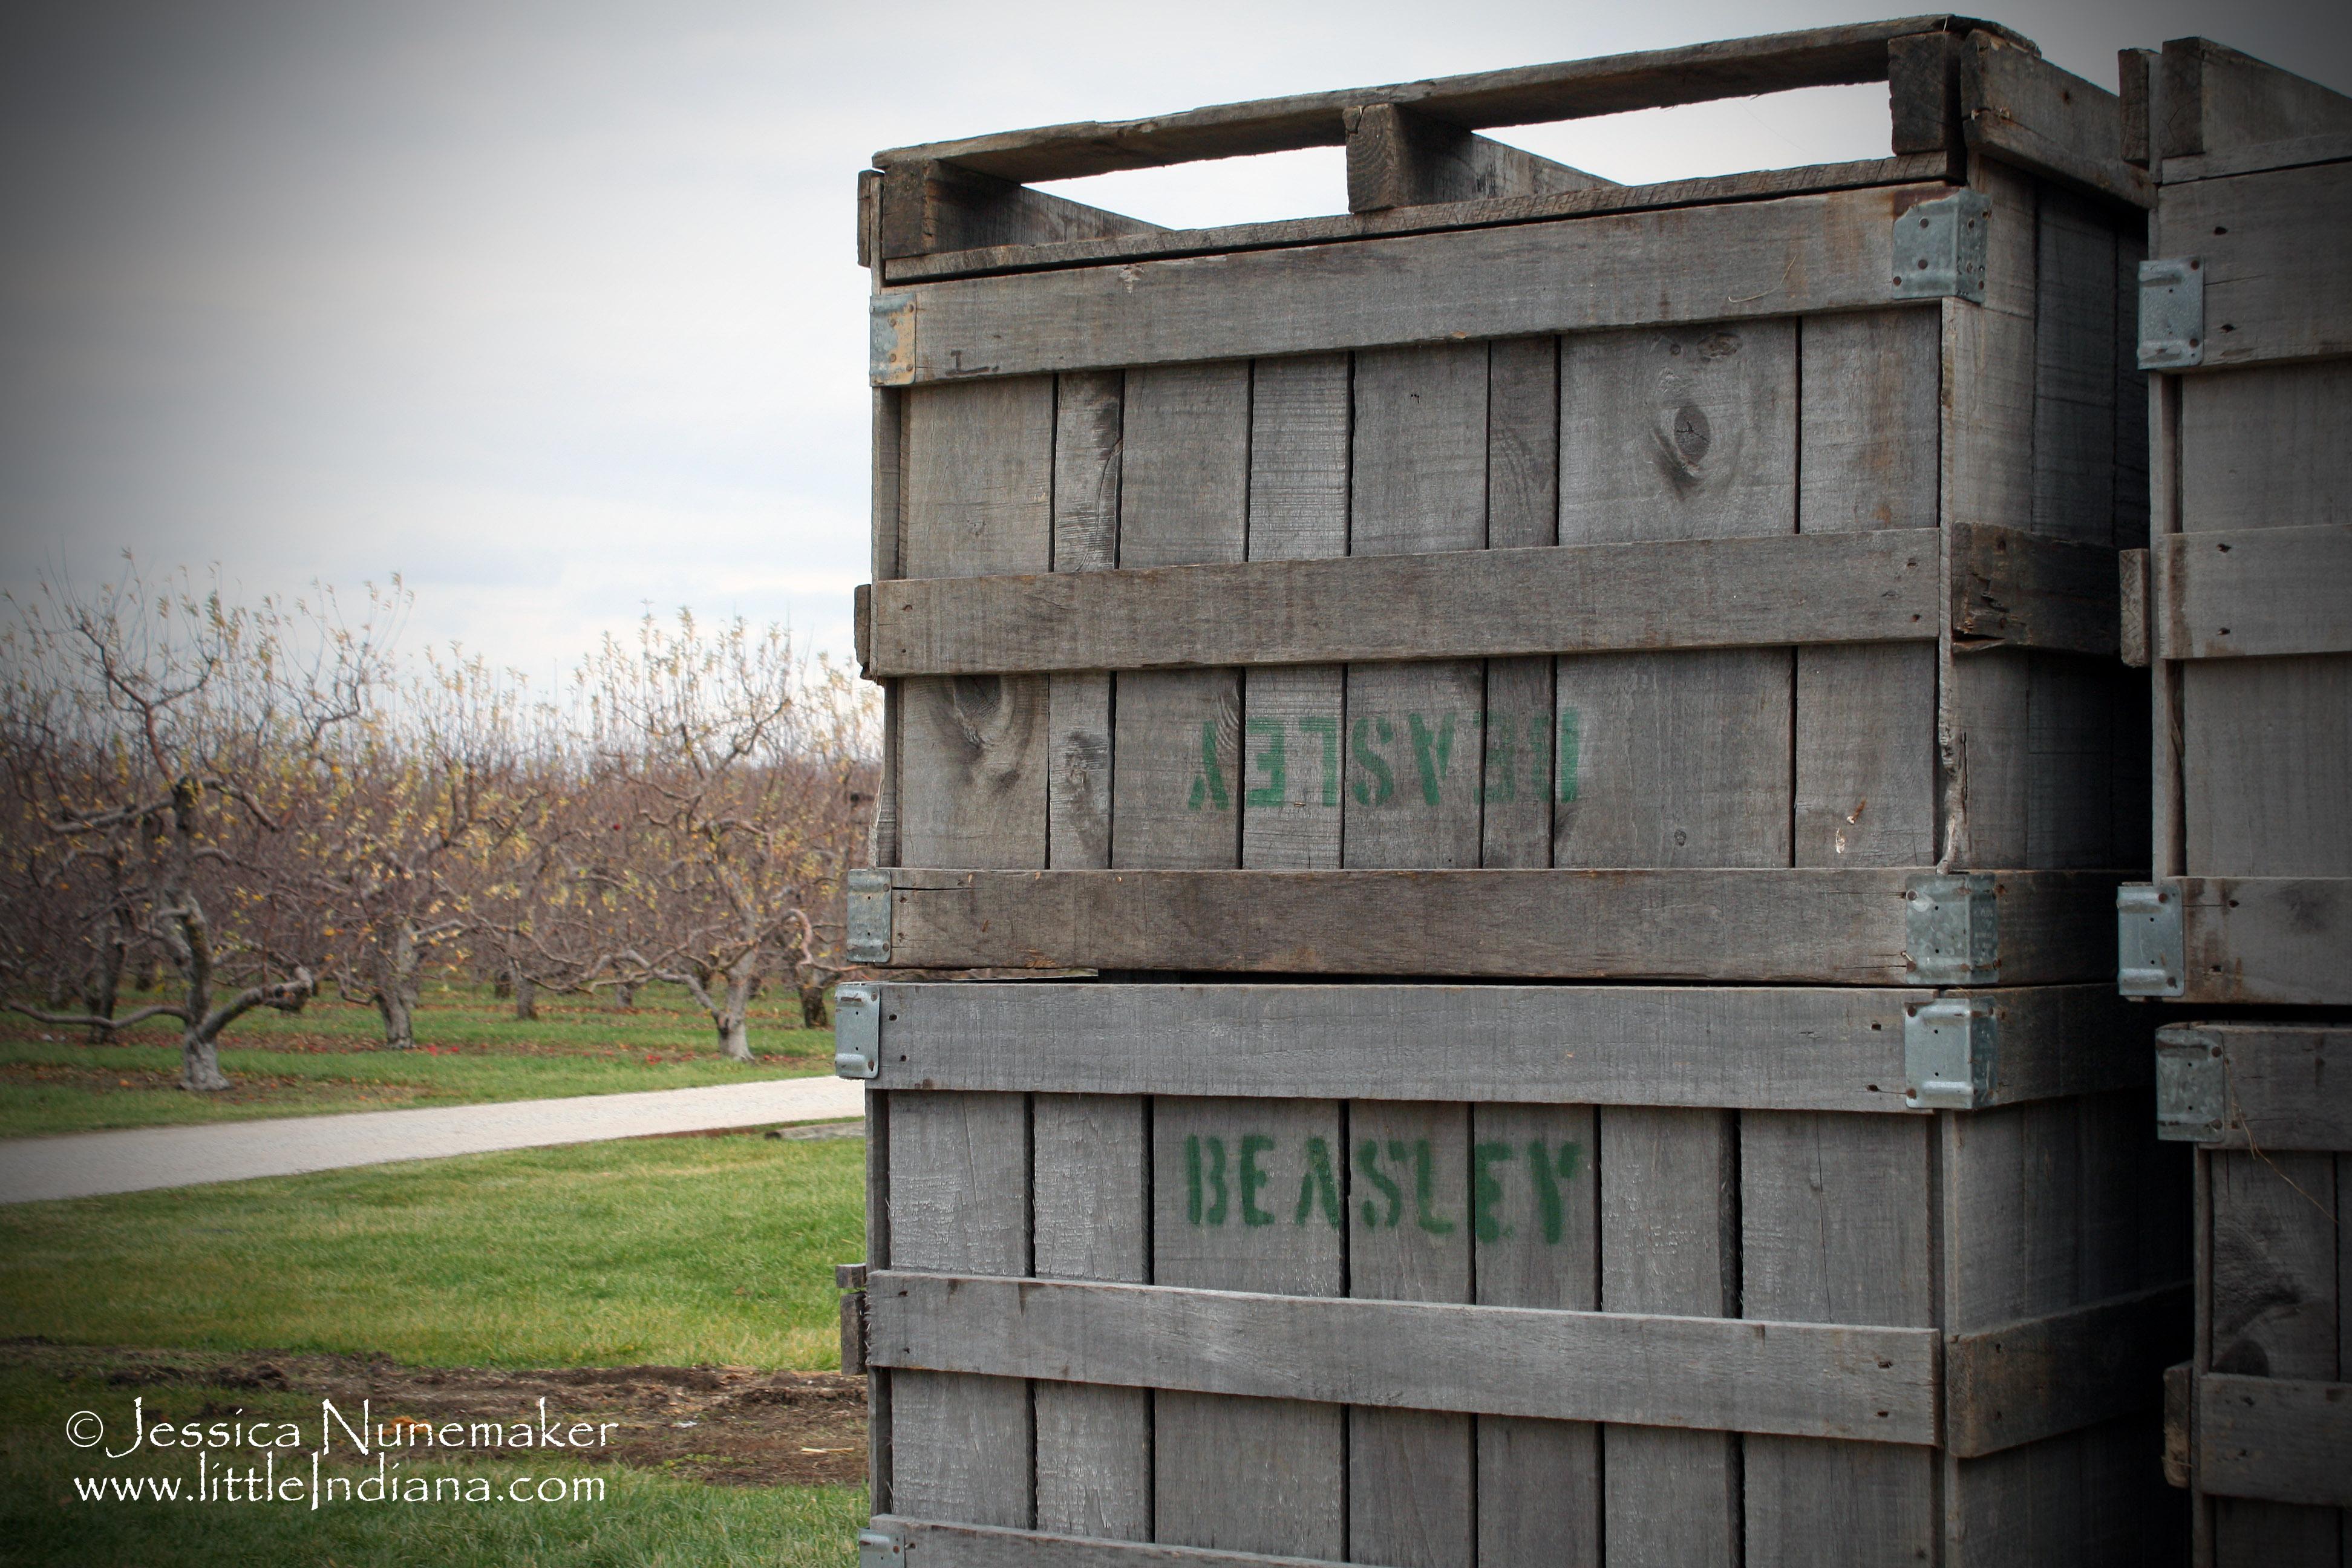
[2158,37,2352,165]
[865,867,2120,984]
[864,1271,1940,1445]
[2161,877,2352,1005]
[1342,102,1609,213]
[2160,131,2352,183]
[2163,1023,2352,1152]
[2154,524,2352,660]
[2155,162,2352,371]
[861,529,1949,678]
[871,1517,1344,1568]
[872,184,1951,385]
[881,155,1956,284]
[1945,1284,2192,1457]
[878,159,1163,261]
[2197,1374,2352,1506]
[1961,31,2151,208]
[871,19,2021,183]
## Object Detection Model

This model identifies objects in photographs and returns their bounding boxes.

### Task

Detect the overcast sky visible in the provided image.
[4,0,2345,686]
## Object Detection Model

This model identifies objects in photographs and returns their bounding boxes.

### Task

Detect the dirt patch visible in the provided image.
[0,1341,866,1487]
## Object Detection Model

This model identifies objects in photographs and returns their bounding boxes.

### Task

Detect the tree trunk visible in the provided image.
[715,972,754,1062]
[179,1028,230,1092]
[612,981,637,1011]
[799,982,828,1029]
[374,985,417,1050]
[512,965,538,1022]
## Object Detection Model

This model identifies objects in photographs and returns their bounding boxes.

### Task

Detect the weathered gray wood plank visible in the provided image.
[1961,31,2150,208]
[1152,1097,1344,1558]
[869,866,2119,983]
[877,158,1164,260]
[1473,1102,1599,1567]
[2155,877,2352,1004]
[1599,1105,1740,1566]
[1343,102,1609,213]
[874,185,1950,385]
[872,20,2018,181]
[1742,1113,1938,1565]
[864,1271,1939,1443]
[2030,188,2120,546]
[866,981,2141,1112]
[2154,525,2352,661]
[1945,1284,2192,1457]
[1557,319,1796,872]
[2158,37,2352,164]
[2198,1374,2352,1507]
[2155,162,2352,370]
[870,1517,1342,1568]
[1049,371,1122,872]
[886,1092,1033,1529]
[2162,1024,2352,1152]
[881,155,1957,284]
[861,529,1947,676]
[1482,336,1559,871]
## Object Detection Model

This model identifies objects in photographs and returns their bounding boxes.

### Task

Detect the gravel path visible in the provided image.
[0,1076,863,1204]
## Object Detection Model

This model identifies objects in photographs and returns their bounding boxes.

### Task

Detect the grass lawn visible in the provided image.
[0,1132,865,1370]
[0,982,830,1139]
[0,1364,864,1567]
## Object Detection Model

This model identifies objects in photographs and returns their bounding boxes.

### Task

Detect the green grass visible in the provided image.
[0,1365,863,1568]
[0,982,830,1138]
[0,1132,864,1370]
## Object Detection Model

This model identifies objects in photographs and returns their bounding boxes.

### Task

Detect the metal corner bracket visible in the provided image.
[1906,997,1999,1110]
[2117,883,2185,998]
[870,295,916,386]
[1906,873,2001,985]
[858,1530,907,1568]
[2154,1025,2226,1141]
[1890,191,1991,303]
[2138,257,2203,370]
[834,982,881,1080]
[846,869,893,965]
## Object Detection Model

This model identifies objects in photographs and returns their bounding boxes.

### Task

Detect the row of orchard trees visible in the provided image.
[0,565,877,1089]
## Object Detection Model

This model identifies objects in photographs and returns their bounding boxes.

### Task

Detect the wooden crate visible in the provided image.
[2116,39,2352,1007]
[847,18,2181,1567]
[2157,1023,2352,1564]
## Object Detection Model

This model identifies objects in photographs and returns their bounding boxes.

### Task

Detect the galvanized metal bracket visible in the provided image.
[2138,258,2204,370]
[847,869,893,965]
[2117,883,2186,997]
[870,294,916,385]
[1906,998,1999,1110]
[858,1530,906,1568]
[834,982,881,1079]
[1890,191,1991,303]
[2154,1025,2227,1141]
[1906,873,2001,985]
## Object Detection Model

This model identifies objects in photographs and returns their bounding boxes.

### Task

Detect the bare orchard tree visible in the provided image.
[0,566,396,1089]
[569,612,874,1060]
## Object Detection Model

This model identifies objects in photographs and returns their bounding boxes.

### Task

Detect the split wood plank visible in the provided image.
[864,866,2120,984]
[862,981,2142,1112]
[872,184,1950,385]
[2159,131,2352,184]
[860,529,1951,678]
[863,1272,1939,1445]
[2158,877,2352,1005]
[881,155,1956,284]
[2197,1373,2352,1507]
[2153,162,2352,371]
[1048,371,1121,872]
[871,19,2023,183]
[2154,525,2352,661]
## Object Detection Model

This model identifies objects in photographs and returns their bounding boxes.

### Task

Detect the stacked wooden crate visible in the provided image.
[843,18,2184,1566]
[2117,37,2352,1566]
